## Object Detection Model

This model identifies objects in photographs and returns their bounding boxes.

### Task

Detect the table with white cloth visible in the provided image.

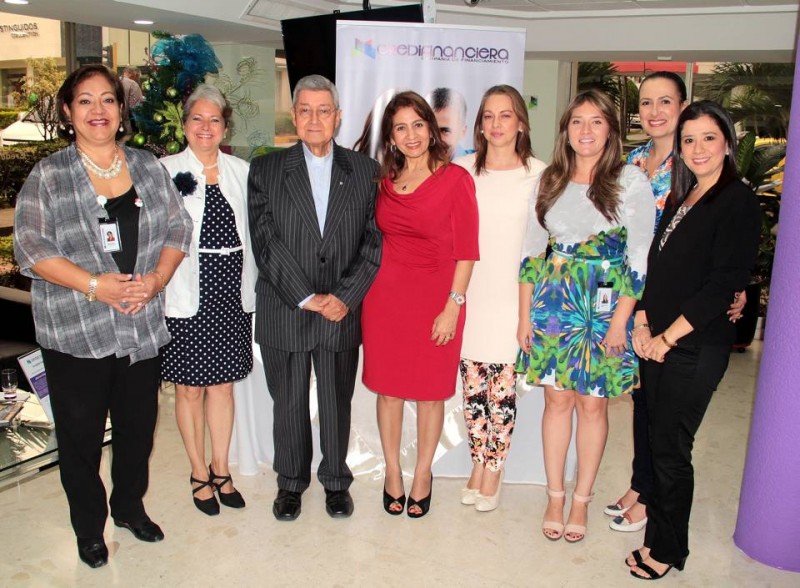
[230,325,577,484]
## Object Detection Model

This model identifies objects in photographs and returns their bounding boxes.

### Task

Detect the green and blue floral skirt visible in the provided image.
[515,229,641,398]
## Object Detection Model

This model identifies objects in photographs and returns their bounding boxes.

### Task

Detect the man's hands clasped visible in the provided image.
[304,293,350,322]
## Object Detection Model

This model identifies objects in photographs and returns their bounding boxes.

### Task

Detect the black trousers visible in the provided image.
[41,348,160,539]
[642,344,729,565]
[630,387,654,504]
[261,345,358,493]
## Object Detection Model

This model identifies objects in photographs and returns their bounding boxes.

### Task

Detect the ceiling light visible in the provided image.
[133,20,154,25]
[4,0,31,5]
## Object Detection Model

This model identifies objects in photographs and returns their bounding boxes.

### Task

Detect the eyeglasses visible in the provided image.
[294,105,336,120]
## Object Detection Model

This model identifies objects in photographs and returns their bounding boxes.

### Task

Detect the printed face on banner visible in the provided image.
[434,104,467,157]
[334,22,527,159]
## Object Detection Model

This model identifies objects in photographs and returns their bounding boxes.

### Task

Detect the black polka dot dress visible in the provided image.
[161,184,253,386]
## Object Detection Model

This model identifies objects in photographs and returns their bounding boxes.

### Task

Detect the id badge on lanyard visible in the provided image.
[99,218,121,253]
[595,259,612,313]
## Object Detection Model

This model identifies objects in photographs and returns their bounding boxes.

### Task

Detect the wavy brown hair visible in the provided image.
[472,85,534,176]
[535,89,624,228]
[379,91,449,180]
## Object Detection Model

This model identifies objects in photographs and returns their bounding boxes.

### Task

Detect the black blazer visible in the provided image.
[639,179,760,347]
[248,141,381,352]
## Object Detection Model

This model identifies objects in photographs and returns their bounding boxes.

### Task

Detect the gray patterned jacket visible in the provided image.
[14,143,192,363]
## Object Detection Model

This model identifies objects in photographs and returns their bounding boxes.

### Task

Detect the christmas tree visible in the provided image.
[130,32,221,157]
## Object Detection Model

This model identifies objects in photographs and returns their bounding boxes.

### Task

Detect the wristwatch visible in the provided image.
[85,274,98,302]
[449,291,466,306]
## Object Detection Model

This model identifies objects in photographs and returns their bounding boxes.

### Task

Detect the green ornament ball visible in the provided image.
[166,87,178,98]
[165,140,181,154]
[141,80,151,91]
[153,113,164,123]
[132,133,146,147]
[27,92,38,105]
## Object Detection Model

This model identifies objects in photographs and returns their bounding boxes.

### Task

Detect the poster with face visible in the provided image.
[336,22,526,162]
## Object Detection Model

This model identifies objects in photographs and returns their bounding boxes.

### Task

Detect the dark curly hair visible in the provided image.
[56,64,125,142]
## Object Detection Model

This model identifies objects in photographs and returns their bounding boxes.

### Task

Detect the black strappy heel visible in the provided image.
[191,475,220,516]
[209,464,246,509]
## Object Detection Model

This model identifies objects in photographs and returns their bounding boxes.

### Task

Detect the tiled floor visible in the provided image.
[1,341,796,587]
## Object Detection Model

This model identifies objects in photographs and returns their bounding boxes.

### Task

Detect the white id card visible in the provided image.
[596,282,613,313]
[100,218,121,253]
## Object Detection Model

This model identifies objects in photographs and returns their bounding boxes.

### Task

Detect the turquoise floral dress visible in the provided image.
[515,166,655,398]
[628,139,673,226]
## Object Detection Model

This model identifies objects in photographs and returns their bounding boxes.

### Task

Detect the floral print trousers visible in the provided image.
[459,359,518,472]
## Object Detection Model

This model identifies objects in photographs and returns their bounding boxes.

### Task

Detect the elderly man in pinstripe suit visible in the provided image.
[248,75,381,521]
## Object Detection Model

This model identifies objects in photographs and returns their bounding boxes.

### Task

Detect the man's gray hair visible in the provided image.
[123,66,141,78]
[292,75,340,110]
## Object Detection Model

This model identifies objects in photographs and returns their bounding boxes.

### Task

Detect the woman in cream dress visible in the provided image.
[454,85,546,512]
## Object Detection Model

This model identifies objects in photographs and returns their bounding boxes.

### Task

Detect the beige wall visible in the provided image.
[0,11,62,62]
[105,28,152,68]
[524,60,573,165]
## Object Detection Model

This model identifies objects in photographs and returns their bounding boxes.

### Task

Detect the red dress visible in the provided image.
[362,164,479,400]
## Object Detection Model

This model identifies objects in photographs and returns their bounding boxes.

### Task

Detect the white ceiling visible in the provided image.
[2,0,798,61]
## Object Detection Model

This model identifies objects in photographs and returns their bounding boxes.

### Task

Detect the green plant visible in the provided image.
[736,131,785,314]
[578,62,621,106]
[0,235,15,285]
[248,144,285,160]
[701,62,793,139]
[13,58,66,141]
[0,108,23,130]
[131,32,221,156]
[0,141,67,207]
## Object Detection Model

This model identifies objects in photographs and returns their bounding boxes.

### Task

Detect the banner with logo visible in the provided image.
[329,22,564,484]
[335,21,526,159]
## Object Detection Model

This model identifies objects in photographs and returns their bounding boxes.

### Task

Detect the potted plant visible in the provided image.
[733,132,784,350]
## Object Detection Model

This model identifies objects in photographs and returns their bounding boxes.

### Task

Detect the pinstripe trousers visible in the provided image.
[262,344,359,493]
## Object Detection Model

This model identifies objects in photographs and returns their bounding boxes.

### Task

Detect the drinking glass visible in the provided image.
[2,368,18,401]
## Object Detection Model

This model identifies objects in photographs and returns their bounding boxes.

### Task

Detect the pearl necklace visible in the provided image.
[78,145,122,179]
[203,161,218,170]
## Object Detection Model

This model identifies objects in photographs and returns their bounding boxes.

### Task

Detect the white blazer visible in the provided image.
[160,147,257,318]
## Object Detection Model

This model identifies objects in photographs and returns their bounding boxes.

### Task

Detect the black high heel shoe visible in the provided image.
[630,557,686,580]
[383,486,406,515]
[191,475,220,516]
[209,464,246,509]
[406,475,433,519]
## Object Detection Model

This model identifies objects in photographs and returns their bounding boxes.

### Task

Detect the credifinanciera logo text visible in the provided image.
[353,38,509,63]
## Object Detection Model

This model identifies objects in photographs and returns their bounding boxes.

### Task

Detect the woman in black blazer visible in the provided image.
[626,101,760,580]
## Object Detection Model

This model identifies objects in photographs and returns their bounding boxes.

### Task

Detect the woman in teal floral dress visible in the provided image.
[516,90,655,543]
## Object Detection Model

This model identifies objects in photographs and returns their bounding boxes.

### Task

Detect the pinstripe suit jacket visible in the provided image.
[248,141,381,352]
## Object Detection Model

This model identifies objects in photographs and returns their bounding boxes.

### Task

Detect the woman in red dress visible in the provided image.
[362,91,479,518]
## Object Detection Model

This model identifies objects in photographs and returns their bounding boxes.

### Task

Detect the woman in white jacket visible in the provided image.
[160,84,257,516]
